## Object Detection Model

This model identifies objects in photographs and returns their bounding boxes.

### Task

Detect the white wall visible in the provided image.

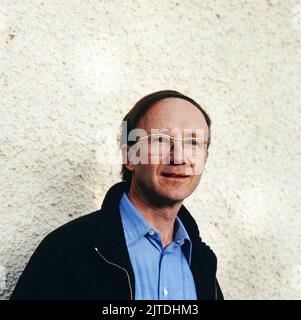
[1,0,301,299]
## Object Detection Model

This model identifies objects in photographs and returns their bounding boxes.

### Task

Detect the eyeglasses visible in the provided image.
[133,133,208,156]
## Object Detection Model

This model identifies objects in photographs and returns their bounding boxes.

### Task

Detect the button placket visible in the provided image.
[158,252,171,299]
[163,287,169,296]
[148,229,155,236]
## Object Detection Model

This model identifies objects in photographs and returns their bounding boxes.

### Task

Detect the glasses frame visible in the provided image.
[135,133,208,150]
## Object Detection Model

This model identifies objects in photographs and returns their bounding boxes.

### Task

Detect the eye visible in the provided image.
[185,139,202,146]
[152,135,169,143]
[186,138,196,145]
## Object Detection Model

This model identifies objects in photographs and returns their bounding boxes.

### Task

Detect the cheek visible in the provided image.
[183,155,206,176]
[192,174,202,186]
[135,164,159,180]
[186,164,206,177]
[193,162,206,175]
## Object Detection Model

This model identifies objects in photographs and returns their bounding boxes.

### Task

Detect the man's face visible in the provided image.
[126,97,209,205]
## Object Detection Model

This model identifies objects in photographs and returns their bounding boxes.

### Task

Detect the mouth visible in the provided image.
[160,172,190,180]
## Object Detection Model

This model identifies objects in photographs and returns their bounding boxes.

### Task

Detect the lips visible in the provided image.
[161,172,189,178]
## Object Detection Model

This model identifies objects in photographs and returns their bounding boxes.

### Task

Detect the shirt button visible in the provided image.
[176,239,182,244]
[148,229,155,236]
[163,287,169,296]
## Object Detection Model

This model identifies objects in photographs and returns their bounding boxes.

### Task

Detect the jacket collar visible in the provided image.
[94,181,216,300]
[99,181,202,241]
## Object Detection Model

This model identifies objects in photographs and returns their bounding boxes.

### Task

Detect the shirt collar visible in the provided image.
[119,192,192,264]
[172,216,193,265]
[174,215,191,245]
[119,192,152,246]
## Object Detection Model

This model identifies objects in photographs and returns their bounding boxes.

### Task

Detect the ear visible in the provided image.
[121,144,135,172]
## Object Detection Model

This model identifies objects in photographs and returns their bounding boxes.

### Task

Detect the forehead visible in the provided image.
[137,97,209,137]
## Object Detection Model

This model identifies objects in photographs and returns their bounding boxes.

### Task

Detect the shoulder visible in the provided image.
[38,210,103,251]
[195,236,218,264]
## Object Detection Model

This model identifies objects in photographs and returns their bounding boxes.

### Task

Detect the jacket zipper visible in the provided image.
[94,247,133,300]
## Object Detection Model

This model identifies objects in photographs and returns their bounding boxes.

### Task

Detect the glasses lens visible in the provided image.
[183,138,204,148]
[143,135,206,156]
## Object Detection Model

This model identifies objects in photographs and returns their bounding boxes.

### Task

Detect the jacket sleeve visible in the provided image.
[10,234,65,300]
[216,278,224,300]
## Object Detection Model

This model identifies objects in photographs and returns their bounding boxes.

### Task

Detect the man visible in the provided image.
[11,90,223,300]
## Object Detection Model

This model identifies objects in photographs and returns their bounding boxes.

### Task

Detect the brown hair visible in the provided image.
[120,90,211,183]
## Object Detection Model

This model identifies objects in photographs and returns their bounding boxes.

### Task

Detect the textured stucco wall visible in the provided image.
[1,0,301,300]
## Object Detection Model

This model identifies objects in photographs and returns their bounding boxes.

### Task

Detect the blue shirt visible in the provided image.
[119,192,197,300]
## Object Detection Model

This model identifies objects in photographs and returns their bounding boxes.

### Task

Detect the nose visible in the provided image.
[169,139,185,165]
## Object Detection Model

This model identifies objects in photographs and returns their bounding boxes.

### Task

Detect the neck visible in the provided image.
[127,181,182,248]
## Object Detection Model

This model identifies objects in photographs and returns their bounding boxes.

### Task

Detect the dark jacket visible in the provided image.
[11,181,224,300]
